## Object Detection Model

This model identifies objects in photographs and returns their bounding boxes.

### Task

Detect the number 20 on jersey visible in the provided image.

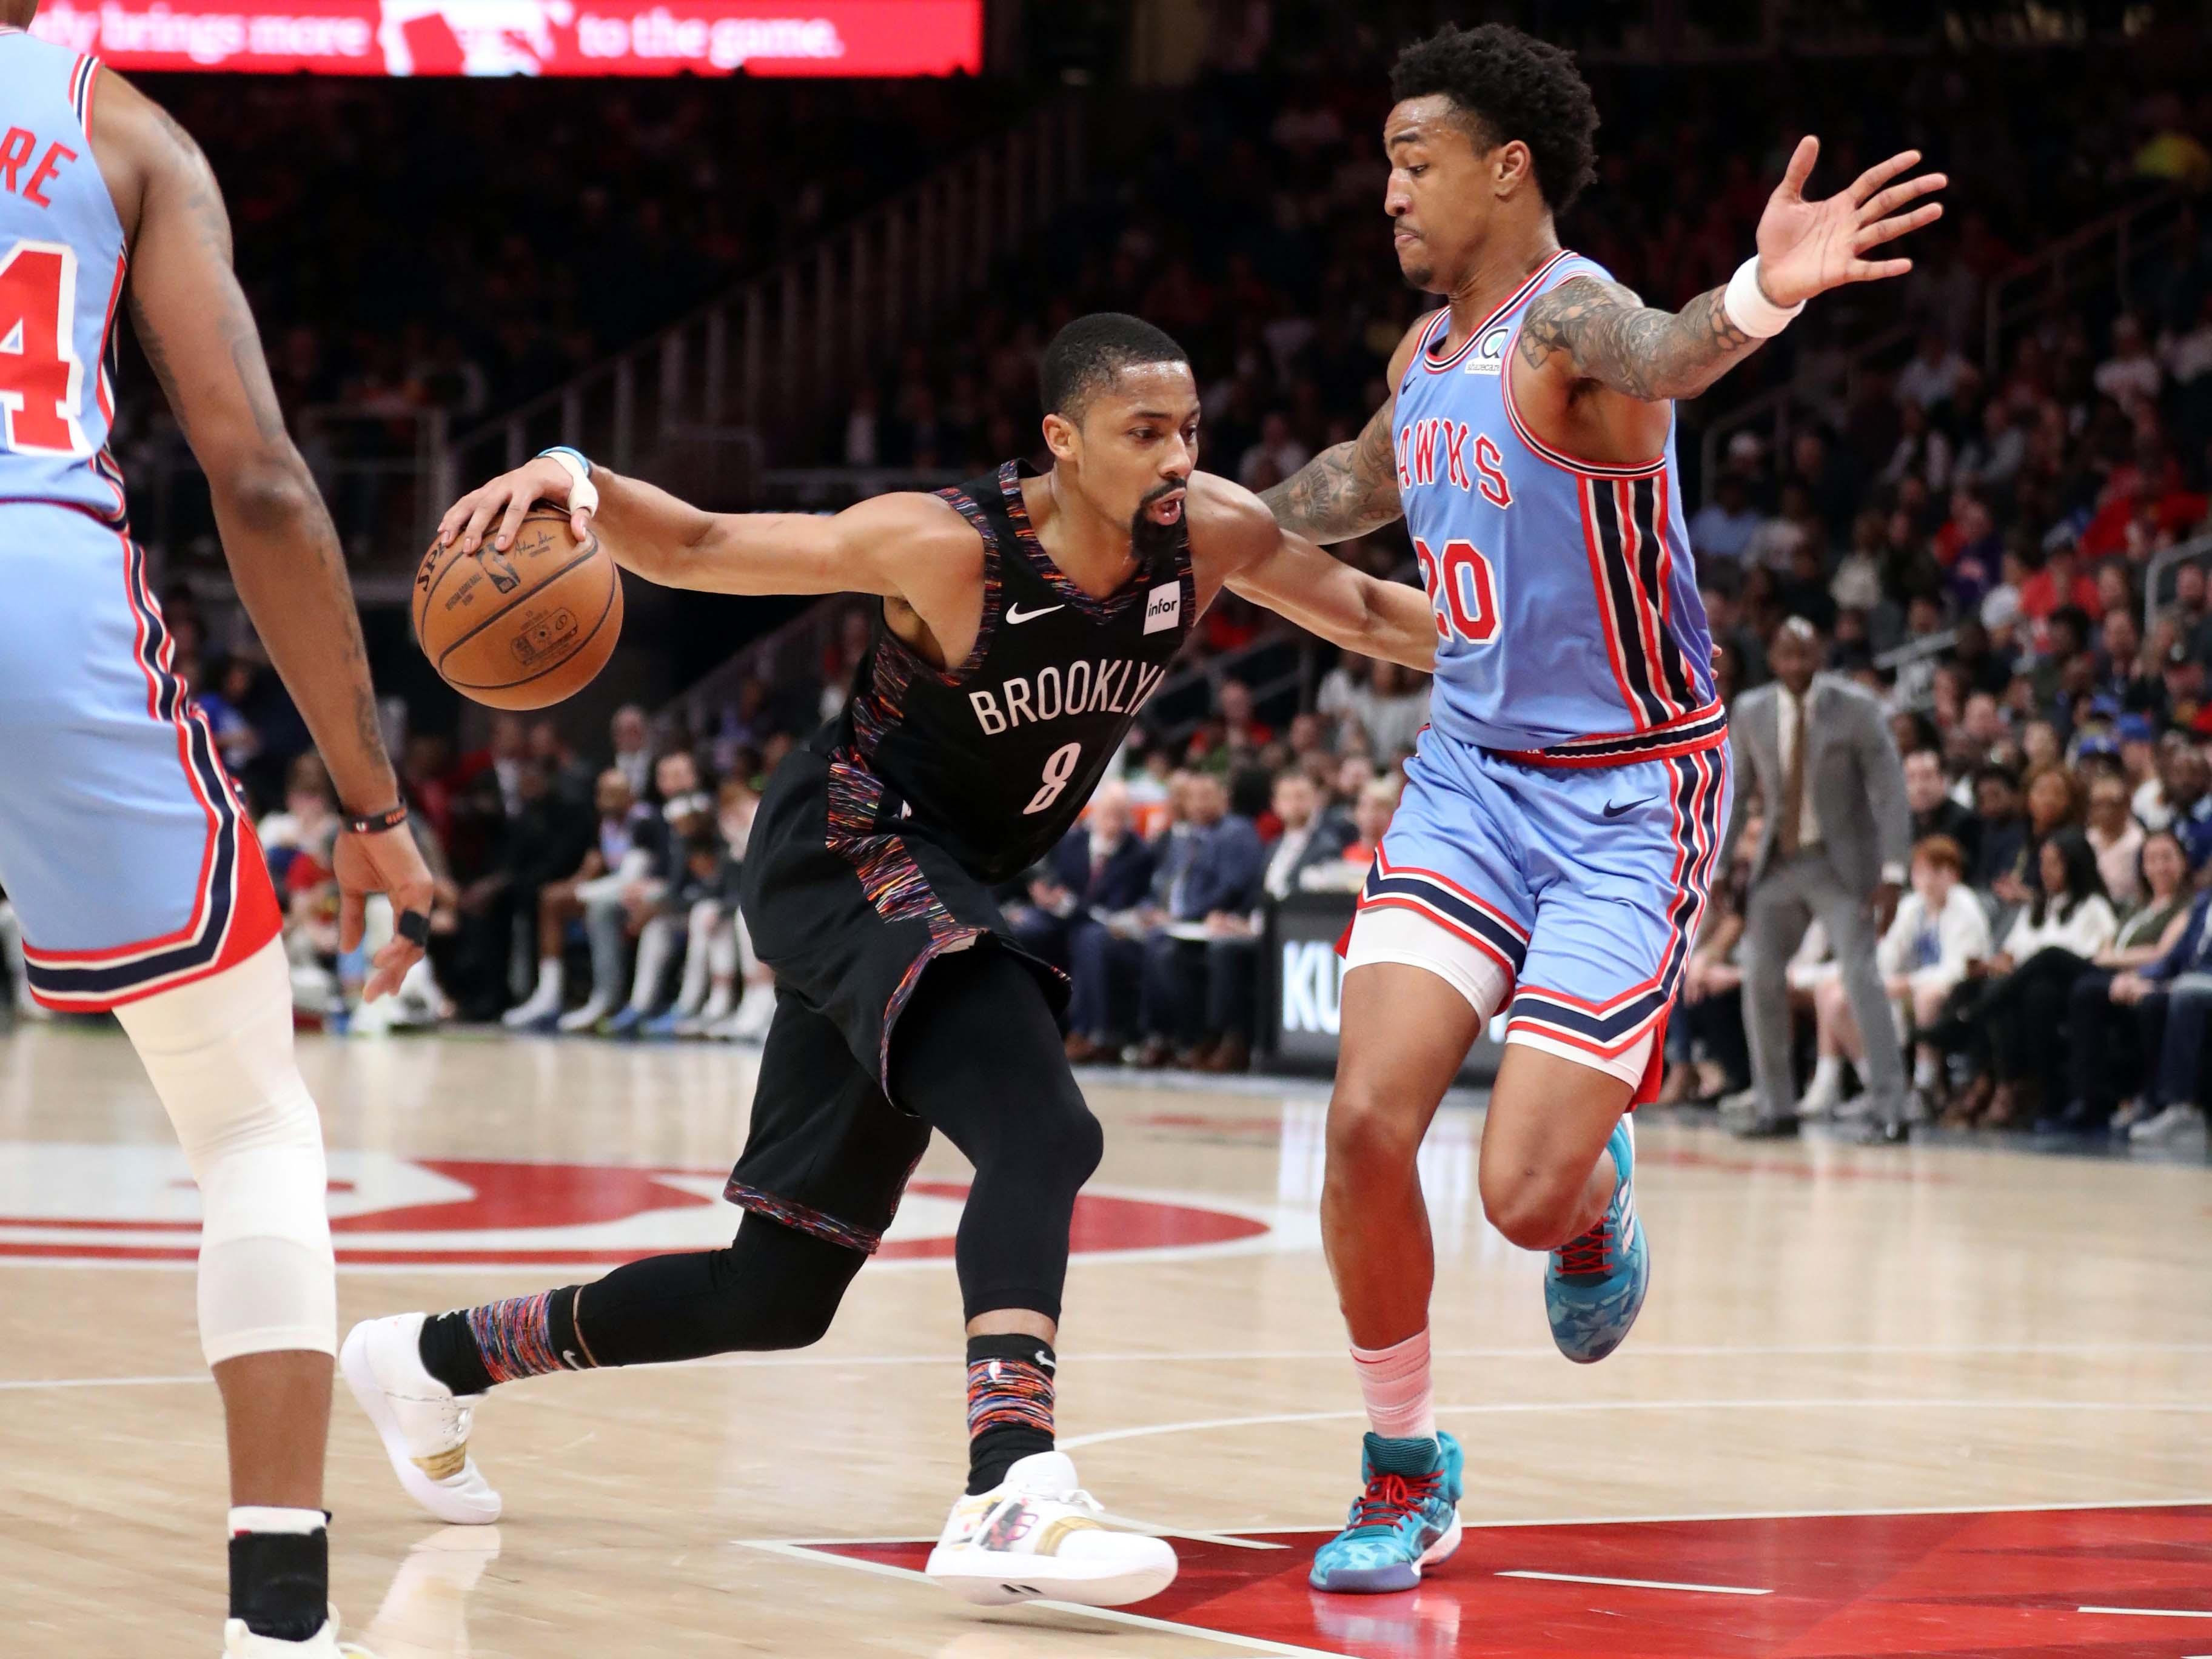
[1413,537,1499,645]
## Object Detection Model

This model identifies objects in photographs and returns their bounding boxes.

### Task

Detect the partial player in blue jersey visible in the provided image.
[0,17,433,1655]
[1261,22,1945,1594]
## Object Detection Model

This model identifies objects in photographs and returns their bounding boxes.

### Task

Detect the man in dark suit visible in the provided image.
[1261,769,1355,901]
[1905,746,1980,873]
[1012,780,1156,973]
[1134,772,1267,1068]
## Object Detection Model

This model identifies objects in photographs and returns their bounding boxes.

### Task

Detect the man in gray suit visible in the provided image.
[1723,619,1914,1137]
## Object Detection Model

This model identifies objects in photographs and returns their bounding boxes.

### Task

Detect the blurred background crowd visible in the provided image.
[4,0,2211,1157]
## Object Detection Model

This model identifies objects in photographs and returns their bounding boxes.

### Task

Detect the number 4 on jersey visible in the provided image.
[1413,537,1499,645]
[0,239,87,457]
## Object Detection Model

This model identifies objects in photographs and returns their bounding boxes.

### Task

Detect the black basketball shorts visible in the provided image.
[725,748,1065,1253]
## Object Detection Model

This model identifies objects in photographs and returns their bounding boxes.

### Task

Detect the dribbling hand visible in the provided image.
[438,455,595,557]
[1754,138,1947,309]
[335,823,437,1002]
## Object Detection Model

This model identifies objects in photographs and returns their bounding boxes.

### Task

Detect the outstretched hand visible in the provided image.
[1755,137,1946,309]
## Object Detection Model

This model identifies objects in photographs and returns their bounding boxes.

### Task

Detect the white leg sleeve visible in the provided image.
[676,901,720,1013]
[113,938,337,1365]
[629,913,679,1011]
[706,913,739,979]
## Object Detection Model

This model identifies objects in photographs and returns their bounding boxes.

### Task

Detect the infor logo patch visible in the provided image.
[1144,580,1182,634]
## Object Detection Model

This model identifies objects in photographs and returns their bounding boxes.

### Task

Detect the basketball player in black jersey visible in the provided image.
[342,314,1436,1607]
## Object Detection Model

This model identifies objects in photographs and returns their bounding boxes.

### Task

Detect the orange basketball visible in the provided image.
[412,508,623,711]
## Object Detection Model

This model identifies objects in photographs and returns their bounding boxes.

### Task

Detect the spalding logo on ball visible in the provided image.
[413,508,623,709]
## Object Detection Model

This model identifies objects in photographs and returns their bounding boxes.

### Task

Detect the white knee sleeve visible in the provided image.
[113,938,336,1366]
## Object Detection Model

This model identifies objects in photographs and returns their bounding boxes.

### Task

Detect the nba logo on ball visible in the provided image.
[1468,325,1510,375]
[1144,580,1182,634]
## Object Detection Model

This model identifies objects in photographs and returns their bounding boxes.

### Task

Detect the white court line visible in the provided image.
[0,1372,206,1391]
[696,1339,2212,1370]
[739,1540,1353,1658]
[1057,1397,2212,1451]
[5,1339,2210,1392]
[1499,1569,1770,1596]
[2079,1606,2212,1619]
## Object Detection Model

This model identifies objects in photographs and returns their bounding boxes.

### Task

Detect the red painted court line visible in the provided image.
[812,1503,2212,1657]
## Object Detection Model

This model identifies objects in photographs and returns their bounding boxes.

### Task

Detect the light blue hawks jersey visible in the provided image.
[1395,248,1720,764]
[0,30,127,525]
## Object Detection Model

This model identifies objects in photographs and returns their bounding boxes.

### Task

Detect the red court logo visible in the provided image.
[0,1144,1279,1269]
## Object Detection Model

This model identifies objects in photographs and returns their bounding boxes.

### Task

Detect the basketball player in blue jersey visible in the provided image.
[1261,23,1945,1592]
[0,18,434,1656]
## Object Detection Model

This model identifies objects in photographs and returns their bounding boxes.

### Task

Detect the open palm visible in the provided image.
[1755,136,1946,309]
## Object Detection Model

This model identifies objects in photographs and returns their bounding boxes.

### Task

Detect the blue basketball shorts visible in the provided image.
[1344,720,1732,1102]
[0,503,281,1011]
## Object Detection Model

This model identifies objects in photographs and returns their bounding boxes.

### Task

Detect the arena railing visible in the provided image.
[2142,528,2212,642]
[1697,186,2185,508]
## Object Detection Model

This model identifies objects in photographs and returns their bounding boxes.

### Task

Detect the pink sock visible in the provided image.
[1351,1328,1436,1441]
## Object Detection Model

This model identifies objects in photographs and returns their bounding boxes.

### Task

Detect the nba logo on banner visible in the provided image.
[1144,580,1182,634]
[1467,325,1511,375]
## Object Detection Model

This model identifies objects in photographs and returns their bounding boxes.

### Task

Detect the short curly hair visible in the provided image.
[1390,22,1599,216]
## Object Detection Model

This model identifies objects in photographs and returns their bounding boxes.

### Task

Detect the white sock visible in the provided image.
[1350,1329,1435,1442]
[229,1505,324,1537]
[1810,1054,1842,1089]
[1913,1051,1937,1089]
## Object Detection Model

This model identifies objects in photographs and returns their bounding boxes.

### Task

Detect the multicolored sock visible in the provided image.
[965,1333,1056,1495]
[418,1286,591,1395]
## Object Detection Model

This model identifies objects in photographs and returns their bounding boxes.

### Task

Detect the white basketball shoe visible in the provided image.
[340,1313,502,1524]
[221,1607,376,1656]
[924,1451,1177,1607]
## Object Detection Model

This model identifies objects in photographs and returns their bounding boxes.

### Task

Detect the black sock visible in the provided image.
[229,1524,328,1642]
[965,1334,1056,1495]
[417,1286,586,1396]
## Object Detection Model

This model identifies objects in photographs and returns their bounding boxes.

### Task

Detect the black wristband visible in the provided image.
[343,804,409,835]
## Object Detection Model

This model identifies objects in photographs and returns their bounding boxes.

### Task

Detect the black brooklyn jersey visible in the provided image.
[811,460,1195,885]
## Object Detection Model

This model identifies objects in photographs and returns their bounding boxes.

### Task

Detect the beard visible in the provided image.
[1129,479,1186,581]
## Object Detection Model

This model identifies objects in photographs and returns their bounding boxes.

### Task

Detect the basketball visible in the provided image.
[412,508,623,711]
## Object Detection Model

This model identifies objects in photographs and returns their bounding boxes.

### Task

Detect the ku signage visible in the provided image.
[1264,893,1503,1081]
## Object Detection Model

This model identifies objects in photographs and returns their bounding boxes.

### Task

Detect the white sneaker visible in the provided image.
[713,988,774,1044]
[340,1313,501,1525]
[555,996,612,1034]
[2128,1102,2207,1145]
[924,1451,1177,1608]
[1798,1064,1846,1121]
[500,984,561,1030]
[676,987,734,1036]
[222,1606,376,1656]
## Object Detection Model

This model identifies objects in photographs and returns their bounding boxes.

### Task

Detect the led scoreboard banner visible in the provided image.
[26,0,980,76]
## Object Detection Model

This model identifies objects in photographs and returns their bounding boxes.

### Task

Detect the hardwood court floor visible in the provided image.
[0,1021,2207,1657]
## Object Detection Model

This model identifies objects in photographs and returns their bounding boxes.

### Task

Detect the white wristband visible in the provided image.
[1722,256,1805,339]
[537,446,600,517]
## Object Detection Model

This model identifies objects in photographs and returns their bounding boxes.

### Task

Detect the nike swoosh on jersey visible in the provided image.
[1005,602,1066,625]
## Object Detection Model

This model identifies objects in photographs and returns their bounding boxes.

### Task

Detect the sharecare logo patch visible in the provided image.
[1144,580,1182,635]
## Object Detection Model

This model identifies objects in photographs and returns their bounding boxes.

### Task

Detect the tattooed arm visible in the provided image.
[1259,396,1404,545]
[93,72,434,995]
[1259,313,1432,544]
[95,73,398,814]
[1515,275,1759,404]
[1520,140,1946,407]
